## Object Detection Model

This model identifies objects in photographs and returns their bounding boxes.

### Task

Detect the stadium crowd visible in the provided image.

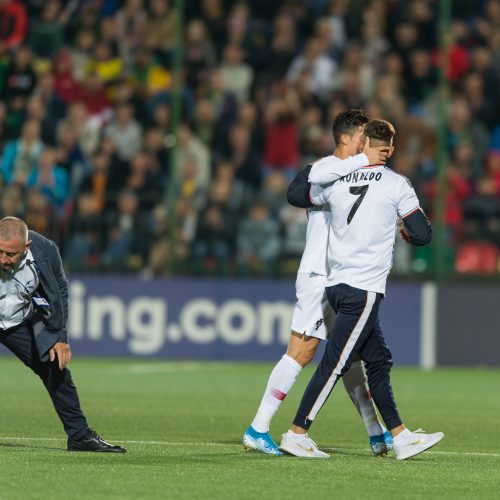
[0,0,499,276]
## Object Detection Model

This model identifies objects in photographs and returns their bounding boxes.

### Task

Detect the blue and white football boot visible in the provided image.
[243,426,283,456]
[369,430,393,456]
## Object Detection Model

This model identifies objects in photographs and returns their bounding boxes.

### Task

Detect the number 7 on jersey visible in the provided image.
[347,185,369,224]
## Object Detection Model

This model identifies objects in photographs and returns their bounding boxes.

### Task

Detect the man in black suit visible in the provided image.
[0,216,126,453]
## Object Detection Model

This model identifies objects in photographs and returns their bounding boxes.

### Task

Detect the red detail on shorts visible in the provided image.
[271,388,287,401]
[366,389,372,400]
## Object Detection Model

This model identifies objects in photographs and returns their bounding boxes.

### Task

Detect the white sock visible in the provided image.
[393,428,413,445]
[342,360,384,437]
[251,354,302,433]
[286,429,307,440]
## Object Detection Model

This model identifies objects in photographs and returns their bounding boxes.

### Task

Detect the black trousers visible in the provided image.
[0,321,89,440]
[293,283,402,431]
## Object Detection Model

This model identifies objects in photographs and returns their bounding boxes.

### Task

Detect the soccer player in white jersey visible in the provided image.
[279,119,444,460]
[243,110,393,456]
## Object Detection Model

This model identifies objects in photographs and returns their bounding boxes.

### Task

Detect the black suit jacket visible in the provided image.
[28,231,68,361]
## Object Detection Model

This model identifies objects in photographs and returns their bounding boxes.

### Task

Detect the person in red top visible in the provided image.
[0,0,27,51]
[262,80,300,181]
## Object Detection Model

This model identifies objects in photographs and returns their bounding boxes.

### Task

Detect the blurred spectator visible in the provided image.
[28,0,66,58]
[55,122,89,197]
[0,183,25,218]
[26,94,58,145]
[336,41,375,101]
[265,13,298,80]
[78,150,118,212]
[0,0,27,51]
[77,72,111,120]
[143,126,170,181]
[58,101,100,157]
[219,43,254,103]
[131,48,171,98]
[280,204,307,259]
[462,71,498,130]
[2,45,36,102]
[192,98,227,153]
[104,101,142,161]
[102,189,152,270]
[85,40,124,84]
[425,165,472,240]
[404,49,437,109]
[287,37,337,102]
[259,170,288,218]
[199,0,226,56]
[447,96,489,175]
[143,0,177,63]
[262,81,300,179]
[65,191,105,270]
[193,190,235,275]
[222,122,261,188]
[52,49,82,105]
[27,146,69,209]
[34,71,66,121]
[69,29,95,82]
[177,124,211,195]
[184,19,217,91]
[115,0,147,65]
[1,118,43,186]
[463,175,500,243]
[24,188,59,242]
[124,151,163,211]
[237,201,281,275]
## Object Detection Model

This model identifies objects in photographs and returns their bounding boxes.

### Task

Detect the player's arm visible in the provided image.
[308,144,389,185]
[400,209,432,246]
[308,153,369,184]
[287,165,315,208]
[397,180,432,246]
[287,152,375,208]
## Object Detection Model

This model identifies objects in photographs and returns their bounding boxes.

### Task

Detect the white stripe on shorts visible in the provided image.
[307,291,377,421]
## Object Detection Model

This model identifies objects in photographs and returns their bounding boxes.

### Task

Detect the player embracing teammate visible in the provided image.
[243,111,444,460]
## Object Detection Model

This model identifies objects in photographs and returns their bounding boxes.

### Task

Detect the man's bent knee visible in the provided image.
[286,331,321,367]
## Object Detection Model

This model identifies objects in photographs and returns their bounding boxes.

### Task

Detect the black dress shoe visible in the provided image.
[67,429,127,453]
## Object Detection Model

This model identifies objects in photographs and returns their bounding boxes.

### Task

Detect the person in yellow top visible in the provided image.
[84,41,123,84]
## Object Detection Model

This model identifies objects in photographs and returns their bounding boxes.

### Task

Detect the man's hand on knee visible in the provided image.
[49,342,72,370]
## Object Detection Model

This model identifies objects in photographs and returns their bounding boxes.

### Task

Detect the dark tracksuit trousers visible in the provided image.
[293,283,402,431]
[0,320,89,440]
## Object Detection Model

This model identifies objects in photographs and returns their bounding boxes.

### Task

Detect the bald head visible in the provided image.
[0,217,29,243]
[0,217,31,271]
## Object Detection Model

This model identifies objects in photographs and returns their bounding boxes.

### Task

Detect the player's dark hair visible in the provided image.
[365,119,395,146]
[332,109,370,145]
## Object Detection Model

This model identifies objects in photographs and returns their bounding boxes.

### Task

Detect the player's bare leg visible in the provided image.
[243,332,318,455]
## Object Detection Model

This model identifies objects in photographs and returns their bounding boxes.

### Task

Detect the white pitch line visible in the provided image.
[0,436,499,458]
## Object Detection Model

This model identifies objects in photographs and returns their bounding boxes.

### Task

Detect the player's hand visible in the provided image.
[49,342,72,370]
[398,220,411,244]
[363,138,390,165]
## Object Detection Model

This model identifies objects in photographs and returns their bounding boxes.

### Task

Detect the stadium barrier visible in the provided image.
[65,277,421,365]
[1,277,496,366]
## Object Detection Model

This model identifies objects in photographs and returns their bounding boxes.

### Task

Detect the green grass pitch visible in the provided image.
[0,357,498,499]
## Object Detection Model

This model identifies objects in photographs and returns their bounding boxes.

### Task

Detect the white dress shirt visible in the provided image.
[0,249,39,330]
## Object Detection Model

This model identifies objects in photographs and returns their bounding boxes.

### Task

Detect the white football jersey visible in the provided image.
[297,153,369,275]
[310,165,421,293]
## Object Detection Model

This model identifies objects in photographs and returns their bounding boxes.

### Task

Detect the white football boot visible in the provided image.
[279,430,330,458]
[393,429,444,460]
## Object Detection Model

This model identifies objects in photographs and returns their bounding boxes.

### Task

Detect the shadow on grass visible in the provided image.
[0,441,64,452]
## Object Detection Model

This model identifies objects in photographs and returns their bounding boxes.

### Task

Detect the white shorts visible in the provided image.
[290,273,335,340]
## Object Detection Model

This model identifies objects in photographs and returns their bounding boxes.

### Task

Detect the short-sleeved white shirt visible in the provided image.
[297,153,369,276]
[310,166,421,294]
